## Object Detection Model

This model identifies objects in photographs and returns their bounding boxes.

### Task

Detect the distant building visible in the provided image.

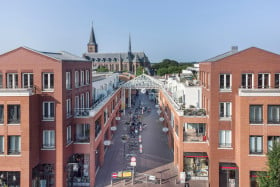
[83,26,151,75]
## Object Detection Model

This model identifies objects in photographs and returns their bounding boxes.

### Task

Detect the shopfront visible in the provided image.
[183,152,208,180]
[219,163,239,187]
[0,171,20,187]
[66,154,90,187]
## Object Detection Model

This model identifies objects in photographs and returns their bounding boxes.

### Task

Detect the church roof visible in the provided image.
[84,52,149,63]
[88,26,97,45]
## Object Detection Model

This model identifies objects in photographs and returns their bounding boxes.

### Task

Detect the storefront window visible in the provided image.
[67,154,90,186]
[184,152,208,178]
[0,171,20,187]
[219,163,239,187]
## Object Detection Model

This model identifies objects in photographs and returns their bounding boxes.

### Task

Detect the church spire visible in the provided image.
[128,33,132,54]
[87,23,98,53]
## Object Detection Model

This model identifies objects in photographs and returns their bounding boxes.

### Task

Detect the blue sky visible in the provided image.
[1,0,280,62]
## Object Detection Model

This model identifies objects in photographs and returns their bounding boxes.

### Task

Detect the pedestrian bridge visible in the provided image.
[120,74,163,90]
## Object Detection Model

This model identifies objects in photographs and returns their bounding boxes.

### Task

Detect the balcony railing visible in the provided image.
[183,108,206,117]
[183,131,207,142]
[74,108,91,118]
[75,136,90,143]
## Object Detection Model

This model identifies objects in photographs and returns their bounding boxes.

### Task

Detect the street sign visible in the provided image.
[130,161,136,166]
[112,172,118,179]
[139,144,143,153]
[148,175,156,181]
[131,157,136,162]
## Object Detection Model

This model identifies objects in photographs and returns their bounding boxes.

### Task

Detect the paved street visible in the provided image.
[94,92,185,187]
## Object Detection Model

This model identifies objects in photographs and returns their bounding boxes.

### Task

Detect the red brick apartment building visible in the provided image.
[159,47,280,187]
[0,47,123,186]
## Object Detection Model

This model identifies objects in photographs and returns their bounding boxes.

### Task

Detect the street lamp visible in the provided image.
[121,134,129,159]
[157,109,162,115]
[159,117,164,122]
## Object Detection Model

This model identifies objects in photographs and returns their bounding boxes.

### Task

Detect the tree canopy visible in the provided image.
[96,66,109,72]
[151,59,195,76]
[257,142,280,186]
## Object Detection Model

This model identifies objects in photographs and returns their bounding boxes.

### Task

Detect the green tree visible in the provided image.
[257,142,280,186]
[157,67,168,76]
[96,66,109,72]
[136,66,144,76]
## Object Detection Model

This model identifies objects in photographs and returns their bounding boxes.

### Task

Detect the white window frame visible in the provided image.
[66,99,72,118]
[7,73,18,88]
[219,130,232,148]
[0,136,4,154]
[86,70,90,84]
[219,74,232,91]
[268,136,280,151]
[258,73,270,88]
[75,71,79,88]
[241,73,254,89]
[22,73,34,88]
[66,126,72,144]
[42,101,55,121]
[80,94,85,109]
[250,136,263,154]
[249,105,263,124]
[8,136,21,154]
[43,130,55,149]
[268,105,280,124]
[219,102,232,120]
[80,70,85,86]
[0,73,3,88]
[275,73,280,88]
[66,72,71,89]
[86,92,90,108]
[42,73,54,91]
[76,124,89,140]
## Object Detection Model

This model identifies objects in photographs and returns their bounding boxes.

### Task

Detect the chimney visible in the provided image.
[231,46,238,52]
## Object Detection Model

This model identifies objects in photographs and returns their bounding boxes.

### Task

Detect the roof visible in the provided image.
[84,52,149,63]
[203,46,239,62]
[24,47,89,62]
[88,26,97,45]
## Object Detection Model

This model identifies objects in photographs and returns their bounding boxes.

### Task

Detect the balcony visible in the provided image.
[184,108,206,117]
[74,108,91,118]
[183,123,207,142]
[184,131,207,142]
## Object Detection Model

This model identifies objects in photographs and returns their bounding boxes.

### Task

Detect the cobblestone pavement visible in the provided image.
[94,92,186,187]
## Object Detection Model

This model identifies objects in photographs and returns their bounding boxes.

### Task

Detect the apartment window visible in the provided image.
[219,74,231,90]
[249,105,263,124]
[0,73,2,88]
[43,130,55,148]
[0,105,3,123]
[7,73,18,88]
[76,124,89,141]
[258,73,269,88]
[268,136,280,151]
[66,72,71,89]
[250,136,263,154]
[95,119,101,138]
[0,136,4,154]
[66,99,71,117]
[86,92,90,108]
[219,130,232,148]
[219,102,231,118]
[75,71,79,88]
[268,105,280,124]
[80,94,85,109]
[8,136,21,154]
[104,108,108,124]
[275,73,280,88]
[75,96,79,109]
[22,73,33,88]
[66,126,72,144]
[8,105,20,124]
[43,102,55,120]
[86,70,90,84]
[241,73,253,88]
[80,71,85,86]
[43,73,54,91]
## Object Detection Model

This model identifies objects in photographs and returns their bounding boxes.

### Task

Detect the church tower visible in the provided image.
[87,25,98,53]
